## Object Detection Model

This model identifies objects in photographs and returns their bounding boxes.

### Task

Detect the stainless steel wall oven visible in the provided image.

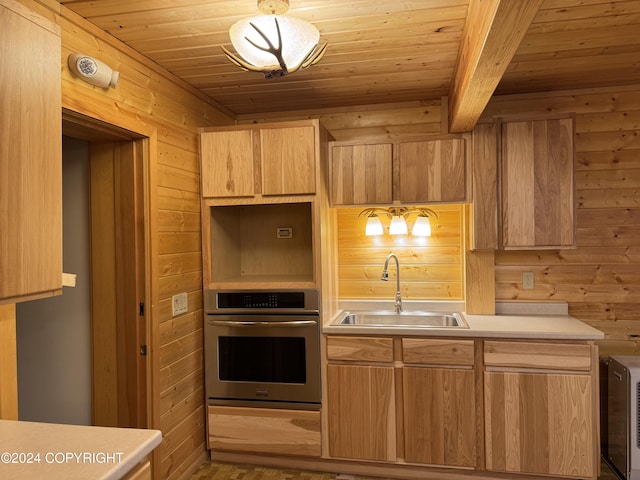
[204,289,321,410]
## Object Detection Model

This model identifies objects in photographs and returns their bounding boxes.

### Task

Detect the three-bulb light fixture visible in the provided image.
[359,207,439,237]
[223,0,327,78]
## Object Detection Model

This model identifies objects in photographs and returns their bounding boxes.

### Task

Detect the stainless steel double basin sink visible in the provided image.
[334,310,468,328]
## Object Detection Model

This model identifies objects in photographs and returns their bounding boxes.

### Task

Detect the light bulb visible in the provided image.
[365,216,384,236]
[389,215,408,235]
[411,216,432,236]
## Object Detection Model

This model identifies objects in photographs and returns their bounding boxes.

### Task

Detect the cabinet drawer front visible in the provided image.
[402,338,474,366]
[484,341,591,371]
[208,406,321,457]
[327,336,393,363]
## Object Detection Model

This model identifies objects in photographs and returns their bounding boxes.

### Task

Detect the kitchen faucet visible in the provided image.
[381,253,402,313]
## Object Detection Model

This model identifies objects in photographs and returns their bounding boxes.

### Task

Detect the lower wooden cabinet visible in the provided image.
[326,364,396,461]
[484,371,593,478]
[122,460,151,480]
[326,336,477,468]
[207,405,321,457]
[484,340,596,478]
[403,366,476,467]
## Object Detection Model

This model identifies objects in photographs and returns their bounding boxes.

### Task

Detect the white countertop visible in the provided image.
[0,420,162,480]
[323,301,604,340]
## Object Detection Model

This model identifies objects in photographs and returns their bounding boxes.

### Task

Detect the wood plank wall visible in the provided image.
[335,206,464,300]
[20,2,234,480]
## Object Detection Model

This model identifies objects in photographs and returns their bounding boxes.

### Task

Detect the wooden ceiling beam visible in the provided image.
[448,0,543,133]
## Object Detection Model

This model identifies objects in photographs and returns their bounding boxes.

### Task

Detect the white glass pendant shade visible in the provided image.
[389,215,408,235]
[365,216,384,236]
[411,216,432,236]
[229,14,320,71]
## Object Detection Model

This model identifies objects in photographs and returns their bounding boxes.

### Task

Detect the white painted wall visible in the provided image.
[16,136,92,425]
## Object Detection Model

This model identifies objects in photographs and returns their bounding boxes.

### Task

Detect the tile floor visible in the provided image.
[190,459,621,480]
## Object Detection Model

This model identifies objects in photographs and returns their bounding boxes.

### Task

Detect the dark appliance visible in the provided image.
[204,289,321,410]
[607,355,640,480]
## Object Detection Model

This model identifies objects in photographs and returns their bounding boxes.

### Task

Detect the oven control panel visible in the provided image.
[205,289,319,314]
[220,292,299,309]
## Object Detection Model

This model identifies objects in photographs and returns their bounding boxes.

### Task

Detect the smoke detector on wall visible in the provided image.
[68,54,119,89]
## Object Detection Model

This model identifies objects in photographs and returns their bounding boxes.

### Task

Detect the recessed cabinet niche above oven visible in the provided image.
[206,202,314,286]
[199,119,334,291]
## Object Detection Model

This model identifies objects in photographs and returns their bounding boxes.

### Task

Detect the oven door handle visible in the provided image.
[208,320,317,328]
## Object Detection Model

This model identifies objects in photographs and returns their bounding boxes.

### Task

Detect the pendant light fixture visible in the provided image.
[359,207,439,237]
[223,0,327,78]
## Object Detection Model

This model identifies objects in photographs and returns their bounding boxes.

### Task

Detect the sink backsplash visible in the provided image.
[335,205,464,301]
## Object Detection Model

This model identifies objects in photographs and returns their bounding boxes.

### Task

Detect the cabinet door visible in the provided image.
[261,126,316,195]
[397,138,465,203]
[501,117,575,248]
[327,364,396,462]
[200,130,255,197]
[330,143,392,205]
[470,123,499,250]
[0,1,62,303]
[403,367,476,467]
[484,371,593,478]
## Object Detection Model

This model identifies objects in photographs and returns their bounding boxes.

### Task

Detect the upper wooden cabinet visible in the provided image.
[330,143,392,205]
[200,129,254,197]
[469,116,576,250]
[469,122,499,250]
[500,116,575,249]
[200,121,319,199]
[0,1,62,304]
[397,138,466,203]
[261,126,316,195]
[328,135,467,206]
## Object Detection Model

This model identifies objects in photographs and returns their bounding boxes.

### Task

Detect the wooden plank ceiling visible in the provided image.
[59,0,640,129]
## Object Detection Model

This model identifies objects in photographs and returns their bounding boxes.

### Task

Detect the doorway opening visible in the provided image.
[16,110,153,429]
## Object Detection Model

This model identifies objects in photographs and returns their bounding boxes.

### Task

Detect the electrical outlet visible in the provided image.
[276,227,293,239]
[522,271,535,290]
[172,292,188,316]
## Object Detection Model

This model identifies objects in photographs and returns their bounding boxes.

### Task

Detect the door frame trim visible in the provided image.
[62,107,160,451]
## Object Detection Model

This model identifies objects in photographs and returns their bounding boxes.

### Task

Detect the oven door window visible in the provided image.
[218,336,306,384]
